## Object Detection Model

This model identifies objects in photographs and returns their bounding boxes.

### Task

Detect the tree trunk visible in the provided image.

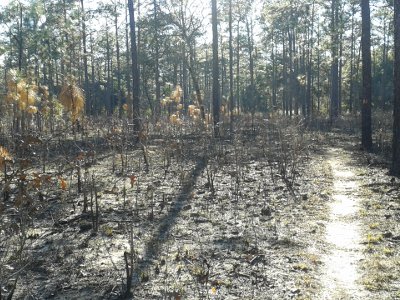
[182,48,189,111]
[349,3,356,113]
[330,0,339,121]
[283,32,288,115]
[81,0,90,115]
[125,0,132,119]
[115,4,122,118]
[236,19,240,115]
[90,33,95,114]
[212,0,220,136]
[317,22,321,113]
[392,0,400,175]
[287,27,293,116]
[18,3,23,72]
[153,0,161,120]
[228,0,234,131]
[137,0,142,101]
[187,46,205,119]
[246,18,255,116]
[128,0,141,135]
[105,20,112,115]
[381,18,388,109]
[338,4,343,114]
[306,0,315,118]
[361,0,373,151]
[271,31,277,111]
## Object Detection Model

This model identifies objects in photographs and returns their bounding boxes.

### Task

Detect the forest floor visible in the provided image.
[1,119,400,300]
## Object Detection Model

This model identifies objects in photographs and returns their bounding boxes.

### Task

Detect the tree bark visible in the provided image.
[105,20,112,114]
[212,0,220,136]
[246,18,255,115]
[81,0,90,115]
[306,0,315,118]
[392,0,400,175]
[361,0,373,151]
[236,19,240,115]
[125,0,132,119]
[153,0,161,120]
[228,0,234,131]
[128,0,141,135]
[115,3,122,118]
[18,3,23,72]
[330,0,339,121]
[271,31,277,111]
[349,3,356,113]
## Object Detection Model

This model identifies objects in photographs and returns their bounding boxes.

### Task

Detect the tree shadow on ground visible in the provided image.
[128,155,207,294]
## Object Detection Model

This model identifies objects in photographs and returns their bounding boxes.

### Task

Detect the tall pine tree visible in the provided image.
[361,0,373,151]
[392,0,400,174]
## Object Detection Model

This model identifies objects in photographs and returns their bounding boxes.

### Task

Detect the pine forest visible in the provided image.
[0,0,400,299]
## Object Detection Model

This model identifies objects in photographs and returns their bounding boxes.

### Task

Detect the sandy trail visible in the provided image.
[319,148,370,300]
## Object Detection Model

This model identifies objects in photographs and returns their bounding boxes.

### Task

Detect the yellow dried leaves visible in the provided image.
[26,105,38,115]
[0,146,12,169]
[169,113,182,126]
[171,85,182,103]
[5,70,38,112]
[58,82,85,121]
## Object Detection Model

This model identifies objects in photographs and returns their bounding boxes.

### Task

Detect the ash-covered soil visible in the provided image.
[1,120,399,300]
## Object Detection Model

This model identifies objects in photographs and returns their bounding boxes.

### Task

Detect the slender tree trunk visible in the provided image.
[153,0,161,119]
[17,3,24,73]
[392,0,400,175]
[283,33,288,115]
[271,31,277,111]
[292,28,298,116]
[182,50,188,110]
[212,0,220,136]
[187,51,205,119]
[137,0,142,100]
[301,45,306,116]
[220,34,224,104]
[90,33,95,114]
[349,3,356,113]
[125,0,132,119]
[63,0,72,76]
[204,50,209,103]
[105,20,112,115]
[128,0,141,135]
[246,20,255,88]
[306,0,315,118]
[317,22,321,113]
[115,4,122,118]
[288,27,293,117]
[381,18,387,109]
[361,0,373,151]
[339,33,343,114]
[330,0,339,121]
[247,18,255,115]
[81,0,89,115]
[48,41,54,92]
[338,4,343,114]
[229,0,234,131]
[236,19,240,114]
[61,0,67,80]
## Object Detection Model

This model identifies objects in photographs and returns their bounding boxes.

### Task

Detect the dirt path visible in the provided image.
[319,148,370,299]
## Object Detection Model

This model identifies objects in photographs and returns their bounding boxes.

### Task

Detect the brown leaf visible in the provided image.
[129,175,137,188]
[58,176,68,190]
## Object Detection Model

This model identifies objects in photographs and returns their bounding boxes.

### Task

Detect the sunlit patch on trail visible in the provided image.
[330,194,358,216]
[319,149,370,300]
